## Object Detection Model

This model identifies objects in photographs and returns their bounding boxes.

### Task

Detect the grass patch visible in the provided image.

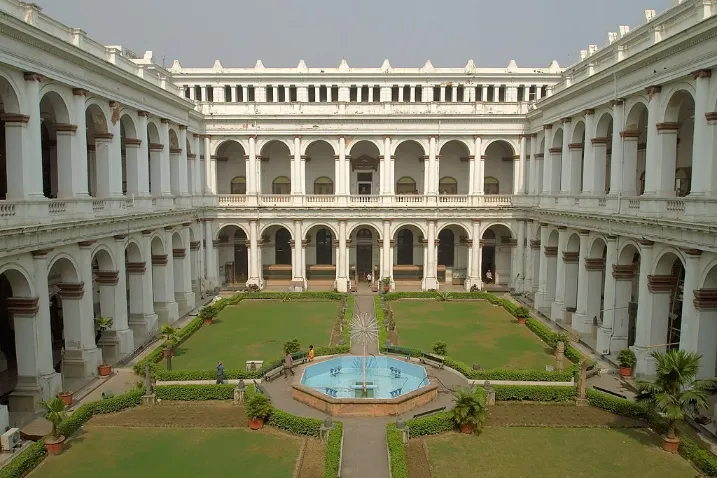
[426,427,697,478]
[31,427,301,478]
[391,301,553,370]
[170,300,338,370]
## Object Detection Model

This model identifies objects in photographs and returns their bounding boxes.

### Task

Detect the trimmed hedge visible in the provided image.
[154,384,236,401]
[585,389,652,421]
[386,423,409,478]
[375,296,387,350]
[244,385,323,437]
[679,437,717,476]
[136,292,352,381]
[324,422,343,478]
[379,291,596,382]
[0,388,145,477]
[493,384,577,402]
[406,411,455,438]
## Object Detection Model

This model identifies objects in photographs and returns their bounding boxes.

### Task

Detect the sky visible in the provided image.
[37,0,674,69]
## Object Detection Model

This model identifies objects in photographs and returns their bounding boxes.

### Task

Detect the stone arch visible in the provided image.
[172,231,184,250]
[595,111,614,138]
[390,221,427,240]
[303,221,339,239]
[215,140,247,195]
[346,138,381,157]
[437,222,472,241]
[0,263,34,297]
[39,88,71,124]
[47,254,81,282]
[257,138,293,156]
[439,140,471,195]
[571,120,586,144]
[480,221,515,239]
[125,239,143,263]
[391,138,428,156]
[216,225,249,284]
[437,138,472,155]
[625,99,649,131]
[653,248,686,276]
[119,113,137,139]
[305,140,335,195]
[150,235,166,256]
[0,69,23,114]
[481,138,518,156]
[436,223,470,276]
[259,223,294,239]
[617,241,642,265]
[216,223,250,241]
[565,232,580,252]
[85,101,109,134]
[481,223,513,287]
[483,140,516,195]
[146,119,161,143]
[660,88,695,196]
[661,83,696,122]
[346,222,383,241]
[168,127,180,149]
[212,138,249,157]
[90,244,116,271]
[551,127,563,148]
[700,260,717,289]
[302,138,338,156]
[589,236,608,257]
[39,90,71,199]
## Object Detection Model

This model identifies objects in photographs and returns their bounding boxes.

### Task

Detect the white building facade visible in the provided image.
[0,0,716,413]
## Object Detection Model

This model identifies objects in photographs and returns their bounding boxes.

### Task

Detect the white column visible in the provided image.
[21,73,45,199]
[108,235,134,359]
[633,241,657,376]
[688,70,713,196]
[204,220,217,289]
[542,127,553,194]
[515,220,526,292]
[597,236,619,354]
[473,136,483,195]
[71,88,90,197]
[643,85,676,197]
[192,134,202,194]
[423,220,438,290]
[524,222,534,292]
[136,111,150,196]
[517,135,527,195]
[336,220,348,292]
[158,119,172,195]
[535,225,548,312]
[123,138,141,198]
[93,134,114,198]
[334,150,343,196]
[529,134,539,195]
[428,136,438,195]
[292,220,304,286]
[203,135,213,194]
[382,220,391,282]
[409,86,416,102]
[133,233,159,339]
[159,227,179,323]
[292,136,301,196]
[382,136,392,195]
[178,127,189,195]
[248,135,257,195]
[560,119,572,194]
[108,103,124,197]
[248,220,260,286]
[336,137,346,196]
[567,143,582,195]
[572,231,592,333]
[341,137,350,196]
[608,101,625,196]
[551,228,568,322]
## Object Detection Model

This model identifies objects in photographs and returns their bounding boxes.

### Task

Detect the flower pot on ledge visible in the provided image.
[248,418,264,430]
[98,364,112,377]
[58,392,73,407]
[517,317,526,325]
[662,436,680,453]
[619,366,633,377]
[203,318,213,326]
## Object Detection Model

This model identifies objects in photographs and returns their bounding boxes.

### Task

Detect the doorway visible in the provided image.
[397,229,414,265]
[275,228,291,265]
[234,243,248,281]
[437,229,455,267]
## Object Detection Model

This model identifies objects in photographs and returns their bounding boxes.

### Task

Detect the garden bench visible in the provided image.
[413,406,446,419]
[255,383,268,396]
[262,366,283,382]
[384,345,413,361]
[592,386,626,400]
[419,352,444,369]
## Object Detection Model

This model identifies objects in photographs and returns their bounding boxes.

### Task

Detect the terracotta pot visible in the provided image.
[203,318,213,326]
[619,366,633,377]
[163,347,168,357]
[248,418,264,430]
[45,436,65,455]
[383,285,390,292]
[58,392,73,407]
[460,423,474,434]
[517,317,526,325]
[662,436,680,453]
[98,364,112,377]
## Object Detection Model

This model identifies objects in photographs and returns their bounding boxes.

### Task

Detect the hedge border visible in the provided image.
[493,384,577,402]
[386,423,408,478]
[0,388,144,478]
[324,422,343,478]
[136,292,353,381]
[376,292,591,382]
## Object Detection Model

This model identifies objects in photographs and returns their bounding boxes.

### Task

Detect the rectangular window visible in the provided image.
[529,85,537,101]
[415,86,423,102]
[487,86,494,102]
[308,85,316,102]
[433,86,440,102]
[194,85,202,101]
[457,86,464,102]
[224,85,232,102]
[541,85,548,97]
[445,87,453,102]
[498,86,506,102]
[206,86,214,102]
[350,86,358,102]
[361,86,369,102]
[266,86,274,102]
[476,86,482,102]
[247,86,255,102]
[391,86,399,102]
[403,85,411,102]
[236,86,244,102]
[331,86,339,101]
[290,86,297,102]
[184,86,191,99]
[372,86,380,102]
[278,87,286,102]
[517,85,524,102]
[319,85,328,102]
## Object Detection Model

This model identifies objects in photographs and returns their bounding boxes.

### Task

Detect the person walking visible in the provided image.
[216,361,225,384]
[308,345,315,362]
[283,352,295,378]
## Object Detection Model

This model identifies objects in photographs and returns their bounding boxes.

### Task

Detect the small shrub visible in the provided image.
[515,307,530,318]
[283,339,301,355]
[451,387,487,433]
[407,411,454,437]
[432,341,448,356]
[245,393,272,420]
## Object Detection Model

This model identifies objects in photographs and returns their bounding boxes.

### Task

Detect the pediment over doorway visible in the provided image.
[351,155,378,171]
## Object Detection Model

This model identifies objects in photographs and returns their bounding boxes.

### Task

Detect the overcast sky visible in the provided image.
[37,0,674,69]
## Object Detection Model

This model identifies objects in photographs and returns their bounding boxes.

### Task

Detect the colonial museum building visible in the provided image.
[0,0,716,413]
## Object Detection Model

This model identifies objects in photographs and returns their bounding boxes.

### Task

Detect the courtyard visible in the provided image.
[168,299,339,370]
[390,300,554,369]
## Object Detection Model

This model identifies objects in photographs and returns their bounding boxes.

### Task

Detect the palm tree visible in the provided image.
[451,387,487,434]
[41,396,67,440]
[635,350,713,445]
[160,325,178,349]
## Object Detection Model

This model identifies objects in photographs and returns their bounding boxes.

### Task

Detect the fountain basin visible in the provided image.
[293,356,438,417]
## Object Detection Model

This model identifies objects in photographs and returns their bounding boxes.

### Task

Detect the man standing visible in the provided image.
[216,361,225,384]
[283,352,295,378]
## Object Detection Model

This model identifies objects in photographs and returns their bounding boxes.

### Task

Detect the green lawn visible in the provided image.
[426,428,697,478]
[391,301,553,369]
[170,300,337,370]
[32,427,302,478]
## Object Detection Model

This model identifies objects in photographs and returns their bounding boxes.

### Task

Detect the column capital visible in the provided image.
[578,229,590,235]
[7,297,40,317]
[692,69,712,80]
[647,275,673,293]
[72,88,88,96]
[179,125,188,130]
[113,234,126,241]
[141,229,153,235]
[94,132,114,141]
[95,270,119,285]
[639,239,654,247]
[705,112,717,123]
[57,282,85,299]
[562,251,579,263]
[544,246,558,257]
[610,99,624,107]
[561,117,572,124]
[55,123,78,134]
[543,124,552,130]
[619,130,641,139]
[0,114,30,124]
[683,248,703,257]
[190,241,201,250]
[591,137,609,145]
[181,222,192,227]
[173,248,186,258]
[548,147,562,154]
[151,255,168,265]
[170,148,182,155]
[137,110,150,117]
[694,289,717,310]
[583,109,595,116]
[568,143,583,151]
[160,118,171,124]
[23,72,45,82]
[645,85,662,100]
[656,122,680,133]
[557,226,567,231]
[126,262,145,274]
[530,240,541,250]
[149,143,164,152]
[606,235,618,241]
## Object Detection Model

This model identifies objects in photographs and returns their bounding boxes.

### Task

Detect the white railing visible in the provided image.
[218,194,247,205]
[438,195,469,204]
[667,199,685,212]
[261,195,292,205]
[0,203,16,217]
[92,200,106,211]
[482,195,513,206]
[628,198,641,209]
[305,195,336,204]
[48,200,66,214]
[350,195,380,204]
[395,194,425,204]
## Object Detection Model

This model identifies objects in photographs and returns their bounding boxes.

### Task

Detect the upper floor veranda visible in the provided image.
[1,0,717,231]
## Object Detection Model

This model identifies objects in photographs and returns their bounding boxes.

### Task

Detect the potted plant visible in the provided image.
[515,307,530,325]
[41,396,68,455]
[617,349,636,377]
[200,305,218,326]
[635,349,713,453]
[245,393,272,430]
[160,325,179,357]
[57,390,73,407]
[553,332,571,356]
[382,276,391,293]
[94,316,114,376]
[451,387,486,434]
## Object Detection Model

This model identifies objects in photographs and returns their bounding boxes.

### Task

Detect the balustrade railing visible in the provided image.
[305,195,336,204]
[482,195,513,206]
[438,195,469,204]
[350,195,380,204]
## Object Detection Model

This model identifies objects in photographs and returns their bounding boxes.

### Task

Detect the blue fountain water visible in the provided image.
[300,356,428,399]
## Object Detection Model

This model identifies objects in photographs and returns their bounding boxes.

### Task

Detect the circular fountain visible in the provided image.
[291,313,438,416]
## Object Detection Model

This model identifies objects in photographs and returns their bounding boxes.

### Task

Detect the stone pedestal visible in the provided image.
[10,373,62,413]
[575,398,589,407]
[233,386,245,405]
[62,347,103,378]
[175,291,196,316]
[487,389,496,406]
[154,301,179,325]
[555,342,565,371]
[97,328,135,363]
[142,393,157,406]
